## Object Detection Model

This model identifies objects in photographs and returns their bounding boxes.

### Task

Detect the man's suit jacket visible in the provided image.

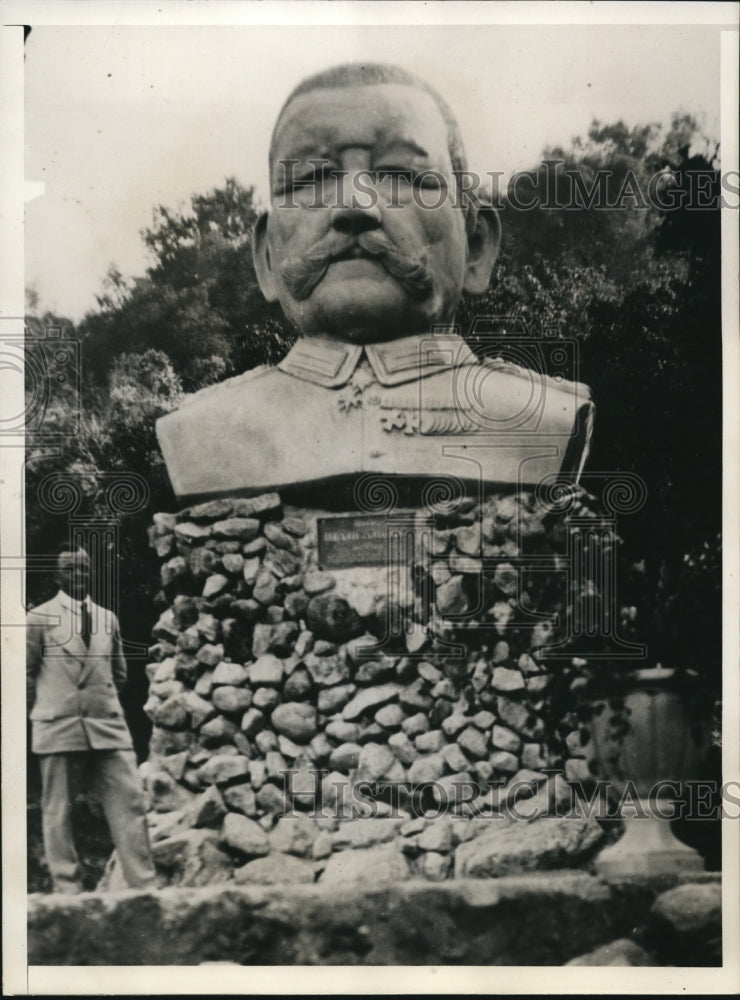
[26,591,134,754]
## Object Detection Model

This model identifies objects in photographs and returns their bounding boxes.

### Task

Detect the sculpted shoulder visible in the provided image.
[158,365,295,431]
[175,364,276,411]
[479,355,592,403]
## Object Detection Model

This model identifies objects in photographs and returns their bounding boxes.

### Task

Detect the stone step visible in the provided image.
[26,871,720,966]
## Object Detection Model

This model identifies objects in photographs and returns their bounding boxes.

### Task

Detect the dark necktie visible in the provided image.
[81,602,91,647]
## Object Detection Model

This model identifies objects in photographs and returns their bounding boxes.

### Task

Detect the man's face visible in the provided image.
[258,83,471,343]
[55,549,91,601]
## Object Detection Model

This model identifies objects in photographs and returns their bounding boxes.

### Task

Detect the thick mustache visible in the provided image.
[279,229,433,301]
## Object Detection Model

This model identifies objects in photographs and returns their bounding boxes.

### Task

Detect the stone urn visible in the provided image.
[582,665,712,878]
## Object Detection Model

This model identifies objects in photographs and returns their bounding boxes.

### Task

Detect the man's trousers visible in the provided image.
[38,750,157,893]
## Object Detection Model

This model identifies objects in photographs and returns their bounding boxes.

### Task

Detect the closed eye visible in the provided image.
[274,160,340,195]
[375,167,414,183]
[375,167,445,191]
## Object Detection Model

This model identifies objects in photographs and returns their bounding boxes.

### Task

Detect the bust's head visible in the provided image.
[253,63,501,344]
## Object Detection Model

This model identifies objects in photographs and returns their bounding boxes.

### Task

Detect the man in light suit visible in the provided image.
[26,545,156,893]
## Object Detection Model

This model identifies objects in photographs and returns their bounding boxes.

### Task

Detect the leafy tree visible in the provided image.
[79,179,290,393]
[459,114,721,671]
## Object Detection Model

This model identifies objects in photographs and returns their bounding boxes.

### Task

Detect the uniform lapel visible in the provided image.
[365,333,477,386]
[278,337,361,388]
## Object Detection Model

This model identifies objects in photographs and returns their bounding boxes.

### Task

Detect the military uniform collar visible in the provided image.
[278,332,477,388]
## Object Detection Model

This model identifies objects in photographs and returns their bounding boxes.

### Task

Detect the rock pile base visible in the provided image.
[137,488,602,886]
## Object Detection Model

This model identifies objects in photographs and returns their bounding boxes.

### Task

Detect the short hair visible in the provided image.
[55,542,89,562]
[271,62,469,176]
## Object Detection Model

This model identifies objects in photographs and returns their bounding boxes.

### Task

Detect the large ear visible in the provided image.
[252,211,280,302]
[463,203,501,296]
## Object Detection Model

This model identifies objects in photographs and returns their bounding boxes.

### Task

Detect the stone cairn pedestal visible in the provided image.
[134,488,605,888]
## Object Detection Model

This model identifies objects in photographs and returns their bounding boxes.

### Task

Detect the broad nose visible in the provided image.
[331,183,382,236]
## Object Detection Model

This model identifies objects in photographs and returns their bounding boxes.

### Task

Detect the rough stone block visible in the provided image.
[182,691,217,729]
[441,742,469,773]
[399,678,433,714]
[417,818,453,853]
[303,570,336,595]
[490,750,520,774]
[202,574,230,599]
[254,729,278,754]
[256,783,286,816]
[375,703,406,729]
[154,694,189,730]
[356,742,396,781]
[212,686,252,715]
[429,701,453,733]
[196,755,249,785]
[441,712,468,738]
[249,653,284,686]
[233,493,282,519]
[174,522,212,543]
[270,817,319,858]
[211,517,260,541]
[332,817,405,851]
[253,687,280,712]
[458,726,488,760]
[234,853,315,885]
[320,842,411,884]
[240,708,266,737]
[521,742,546,770]
[222,784,257,817]
[566,938,655,966]
[199,716,238,747]
[387,731,418,766]
[436,575,468,616]
[307,594,362,643]
[408,754,445,784]
[491,667,525,692]
[492,725,521,754]
[221,813,270,858]
[271,703,318,744]
[304,652,349,687]
[265,750,289,782]
[317,684,356,714]
[648,883,722,966]
[187,785,227,828]
[455,817,605,877]
[151,828,232,887]
[415,729,446,754]
[253,569,278,605]
[343,683,401,721]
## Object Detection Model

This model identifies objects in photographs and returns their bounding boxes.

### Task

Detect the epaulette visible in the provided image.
[480,355,592,399]
[178,364,274,408]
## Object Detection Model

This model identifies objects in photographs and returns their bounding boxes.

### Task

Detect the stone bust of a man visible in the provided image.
[157,63,593,503]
